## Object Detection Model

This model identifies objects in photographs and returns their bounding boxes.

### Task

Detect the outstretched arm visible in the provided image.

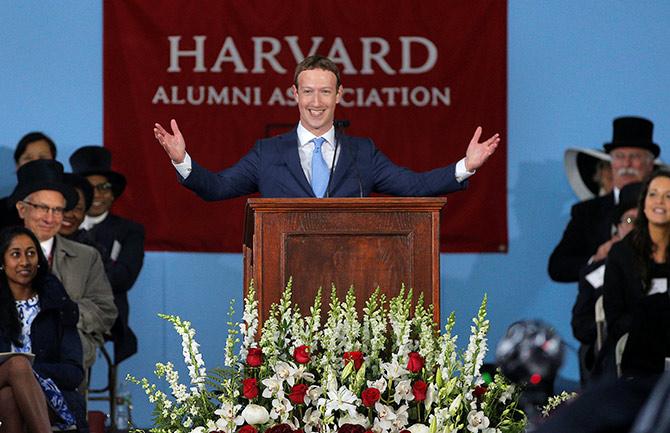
[464,126,500,172]
[154,118,187,163]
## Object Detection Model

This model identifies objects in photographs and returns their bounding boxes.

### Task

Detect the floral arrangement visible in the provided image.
[540,391,578,417]
[128,281,525,433]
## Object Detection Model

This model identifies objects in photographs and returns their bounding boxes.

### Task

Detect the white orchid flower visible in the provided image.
[466,410,490,432]
[393,379,415,404]
[374,402,397,431]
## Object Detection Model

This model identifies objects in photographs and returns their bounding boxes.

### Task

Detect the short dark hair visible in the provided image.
[13,132,57,164]
[293,55,342,89]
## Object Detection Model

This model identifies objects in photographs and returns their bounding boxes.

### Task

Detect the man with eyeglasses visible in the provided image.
[70,145,145,365]
[10,159,117,386]
[549,116,659,283]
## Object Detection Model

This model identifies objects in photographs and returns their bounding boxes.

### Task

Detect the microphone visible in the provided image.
[325,119,350,197]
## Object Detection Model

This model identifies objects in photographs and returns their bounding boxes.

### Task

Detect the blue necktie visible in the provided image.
[310,137,329,198]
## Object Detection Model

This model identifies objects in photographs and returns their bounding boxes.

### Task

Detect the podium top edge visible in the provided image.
[245,197,447,210]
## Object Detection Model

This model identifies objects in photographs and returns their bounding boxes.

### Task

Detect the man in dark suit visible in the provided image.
[70,146,145,364]
[153,55,500,200]
[548,116,659,283]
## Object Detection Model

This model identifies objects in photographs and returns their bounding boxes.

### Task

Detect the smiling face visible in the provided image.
[16,190,66,241]
[3,233,39,293]
[644,175,670,227]
[60,188,87,236]
[292,68,342,136]
[86,174,115,217]
[610,146,655,189]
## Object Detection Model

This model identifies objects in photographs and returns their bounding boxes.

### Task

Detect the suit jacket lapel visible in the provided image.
[280,130,315,197]
[330,135,355,196]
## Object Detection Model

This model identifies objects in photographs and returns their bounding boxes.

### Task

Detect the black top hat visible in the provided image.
[614,181,642,224]
[69,146,126,197]
[9,159,78,210]
[63,173,94,212]
[603,116,660,157]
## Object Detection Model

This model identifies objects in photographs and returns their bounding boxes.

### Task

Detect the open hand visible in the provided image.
[464,127,500,171]
[154,119,186,163]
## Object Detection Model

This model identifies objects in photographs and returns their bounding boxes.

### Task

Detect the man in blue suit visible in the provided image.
[153,55,500,199]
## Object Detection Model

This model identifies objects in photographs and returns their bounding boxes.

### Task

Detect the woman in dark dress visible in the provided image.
[0,226,85,432]
[603,169,670,377]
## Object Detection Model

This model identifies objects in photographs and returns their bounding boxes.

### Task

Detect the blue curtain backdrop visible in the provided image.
[1,1,670,427]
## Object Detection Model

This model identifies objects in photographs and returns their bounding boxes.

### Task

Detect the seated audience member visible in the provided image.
[10,159,117,377]
[549,116,658,283]
[563,147,613,201]
[571,182,640,384]
[603,169,670,377]
[70,146,144,363]
[0,132,57,230]
[59,174,97,245]
[0,226,86,432]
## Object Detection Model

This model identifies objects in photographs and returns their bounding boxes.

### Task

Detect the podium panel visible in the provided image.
[243,198,446,325]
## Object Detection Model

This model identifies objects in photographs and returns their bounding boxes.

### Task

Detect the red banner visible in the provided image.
[104,1,507,253]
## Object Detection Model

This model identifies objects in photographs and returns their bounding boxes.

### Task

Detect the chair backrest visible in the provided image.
[595,295,607,353]
[616,333,630,378]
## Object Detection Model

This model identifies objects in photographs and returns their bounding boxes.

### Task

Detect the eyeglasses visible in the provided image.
[92,182,113,192]
[21,201,65,217]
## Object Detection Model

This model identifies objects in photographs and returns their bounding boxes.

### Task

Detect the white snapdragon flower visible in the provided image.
[466,410,490,432]
[324,385,358,417]
[393,379,414,404]
[242,404,270,425]
[189,427,206,433]
[499,385,515,403]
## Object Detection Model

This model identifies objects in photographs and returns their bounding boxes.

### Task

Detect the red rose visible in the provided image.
[293,345,311,364]
[242,378,258,399]
[246,348,263,367]
[399,430,411,433]
[288,383,309,405]
[412,380,427,401]
[473,385,488,398]
[339,424,366,433]
[239,426,258,433]
[343,351,364,370]
[406,352,424,373]
[266,424,293,433]
[361,387,381,407]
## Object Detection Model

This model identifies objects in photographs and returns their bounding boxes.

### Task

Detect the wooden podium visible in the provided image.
[243,197,447,324]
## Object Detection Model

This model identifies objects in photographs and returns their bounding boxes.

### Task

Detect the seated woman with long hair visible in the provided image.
[0,226,85,432]
[603,169,670,377]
